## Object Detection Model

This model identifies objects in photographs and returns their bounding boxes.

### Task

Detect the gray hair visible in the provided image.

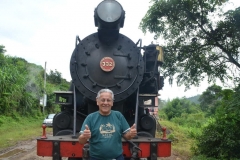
[96,89,114,101]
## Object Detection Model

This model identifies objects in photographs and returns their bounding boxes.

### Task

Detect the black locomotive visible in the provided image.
[37,0,171,159]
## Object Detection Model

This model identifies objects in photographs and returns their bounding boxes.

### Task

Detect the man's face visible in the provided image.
[96,92,113,115]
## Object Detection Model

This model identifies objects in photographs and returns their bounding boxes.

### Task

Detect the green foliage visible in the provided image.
[43,69,70,114]
[0,45,6,55]
[47,69,62,84]
[190,155,218,160]
[163,98,200,120]
[0,45,70,117]
[158,120,194,158]
[199,84,235,116]
[140,0,240,88]
[0,55,30,115]
[198,84,223,115]
[44,83,60,113]
[158,110,168,120]
[187,95,200,104]
[171,112,206,128]
[194,84,240,159]
[44,75,70,113]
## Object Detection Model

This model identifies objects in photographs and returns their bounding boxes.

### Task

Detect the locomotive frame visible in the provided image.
[37,0,171,159]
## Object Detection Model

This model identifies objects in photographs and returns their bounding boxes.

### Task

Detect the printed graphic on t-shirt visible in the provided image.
[99,122,115,138]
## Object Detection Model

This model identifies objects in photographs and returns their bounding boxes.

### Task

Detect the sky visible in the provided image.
[0,0,239,100]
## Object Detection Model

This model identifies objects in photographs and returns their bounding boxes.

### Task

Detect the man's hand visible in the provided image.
[129,123,137,138]
[82,125,91,139]
[79,125,91,144]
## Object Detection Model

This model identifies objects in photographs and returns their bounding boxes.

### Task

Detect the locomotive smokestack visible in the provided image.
[94,0,125,43]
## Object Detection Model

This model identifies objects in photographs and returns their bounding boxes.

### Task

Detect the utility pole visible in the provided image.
[43,62,47,113]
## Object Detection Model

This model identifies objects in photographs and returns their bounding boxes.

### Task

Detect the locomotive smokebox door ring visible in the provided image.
[100,57,115,72]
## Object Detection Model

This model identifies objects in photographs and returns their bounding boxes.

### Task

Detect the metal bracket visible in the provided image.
[52,141,61,160]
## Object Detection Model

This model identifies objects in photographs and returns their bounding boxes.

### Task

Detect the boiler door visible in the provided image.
[70,33,144,102]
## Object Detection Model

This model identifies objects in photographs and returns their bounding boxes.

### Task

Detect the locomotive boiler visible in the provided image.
[37,0,171,159]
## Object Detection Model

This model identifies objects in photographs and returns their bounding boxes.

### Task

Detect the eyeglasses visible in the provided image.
[98,99,113,103]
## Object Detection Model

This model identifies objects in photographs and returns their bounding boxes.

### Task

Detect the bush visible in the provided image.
[194,87,240,159]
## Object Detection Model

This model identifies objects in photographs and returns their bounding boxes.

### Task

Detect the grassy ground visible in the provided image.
[0,115,52,150]
[157,120,195,159]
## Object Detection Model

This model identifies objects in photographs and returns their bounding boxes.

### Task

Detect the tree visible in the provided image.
[140,0,240,88]
[0,55,30,115]
[0,45,6,66]
[0,45,6,55]
[0,45,44,116]
[198,84,222,114]
[47,69,62,84]
[198,84,235,115]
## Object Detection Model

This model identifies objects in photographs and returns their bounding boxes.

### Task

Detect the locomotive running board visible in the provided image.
[37,135,171,159]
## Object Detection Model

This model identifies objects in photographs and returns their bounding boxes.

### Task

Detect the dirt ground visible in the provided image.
[0,136,188,160]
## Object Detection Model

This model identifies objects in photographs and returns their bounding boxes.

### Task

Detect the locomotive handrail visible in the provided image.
[72,85,77,138]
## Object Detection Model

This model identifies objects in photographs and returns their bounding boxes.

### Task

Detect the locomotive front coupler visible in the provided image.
[130,142,141,160]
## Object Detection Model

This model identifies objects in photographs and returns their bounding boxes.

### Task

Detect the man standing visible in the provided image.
[78,89,137,160]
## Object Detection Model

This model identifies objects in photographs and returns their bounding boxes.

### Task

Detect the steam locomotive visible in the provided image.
[37,0,171,159]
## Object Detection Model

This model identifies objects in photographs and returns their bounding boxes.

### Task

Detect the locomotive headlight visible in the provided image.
[97,1,121,23]
[94,0,125,29]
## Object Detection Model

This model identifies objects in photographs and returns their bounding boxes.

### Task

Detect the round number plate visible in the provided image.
[100,57,115,72]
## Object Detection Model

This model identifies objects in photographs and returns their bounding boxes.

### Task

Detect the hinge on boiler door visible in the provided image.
[52,141,60,160]
[54,91,73,106]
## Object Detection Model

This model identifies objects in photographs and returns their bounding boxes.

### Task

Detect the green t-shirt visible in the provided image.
[80,110,130,160]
